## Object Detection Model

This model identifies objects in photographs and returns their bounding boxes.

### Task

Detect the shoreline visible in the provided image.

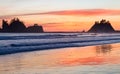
[0,42,120,74]
[1,33,120,55]
[0,42,120,56]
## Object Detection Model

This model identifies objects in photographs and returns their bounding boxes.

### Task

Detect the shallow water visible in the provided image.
[0,43,120,74]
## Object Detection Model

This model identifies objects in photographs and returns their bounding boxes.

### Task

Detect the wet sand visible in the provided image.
[0,43,120,74]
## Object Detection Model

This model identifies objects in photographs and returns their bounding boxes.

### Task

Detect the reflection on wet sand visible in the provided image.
[0,43,120,74]
[60,44,120,66]
[96,44,112,54]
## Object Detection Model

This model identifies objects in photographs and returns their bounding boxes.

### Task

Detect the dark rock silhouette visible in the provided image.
[0,28,2,32]
[0,18,44,33]
[88,19,115,33]
[2,19,9,32]
[9,18,26,32]
[26,24,44,33]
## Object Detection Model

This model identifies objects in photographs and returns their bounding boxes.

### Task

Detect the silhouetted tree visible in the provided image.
[2,19,9,32]
[0,28,2,32]
[9,18,26,32]
[100,19,106,24]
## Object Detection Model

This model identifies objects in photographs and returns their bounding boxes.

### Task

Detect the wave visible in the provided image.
[0,33,120,55]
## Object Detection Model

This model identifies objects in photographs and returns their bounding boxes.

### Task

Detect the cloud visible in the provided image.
[22,9,120,16]
[0,9,120,19]
[40,9,120,16]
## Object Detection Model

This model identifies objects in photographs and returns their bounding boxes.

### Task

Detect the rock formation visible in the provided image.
[2,19,9,32]
[0,28,2,32]
[9,18,26,32]
[26,24,44,33]
[0,18,44,33]
[88,19,115,33]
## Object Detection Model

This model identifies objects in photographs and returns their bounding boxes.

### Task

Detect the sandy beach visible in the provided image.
[0,43,120,74]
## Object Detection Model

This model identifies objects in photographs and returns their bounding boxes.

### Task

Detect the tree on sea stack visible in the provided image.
[9,18,26,32]
[2,19,9,32]
[88,19,115,33]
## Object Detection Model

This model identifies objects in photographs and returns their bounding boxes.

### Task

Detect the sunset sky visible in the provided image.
[0,0,120,32]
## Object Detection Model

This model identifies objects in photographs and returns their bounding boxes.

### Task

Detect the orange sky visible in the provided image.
[0,9,120,32]
[1,0,120,32]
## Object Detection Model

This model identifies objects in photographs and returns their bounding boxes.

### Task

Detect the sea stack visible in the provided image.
[88,19,115,33]
[26,24,44,33]
[0,18,44,33]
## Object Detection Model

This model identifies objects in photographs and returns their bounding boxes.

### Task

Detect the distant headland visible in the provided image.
[0,18,44,33]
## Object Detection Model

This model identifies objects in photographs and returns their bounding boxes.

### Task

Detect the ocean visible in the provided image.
[1,33,120,55]
[0,33,120,74]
